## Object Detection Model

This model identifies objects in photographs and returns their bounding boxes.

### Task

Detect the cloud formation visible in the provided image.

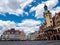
[0,19,41,35]
[30,0,58,18]
[50,7,60,17]
[0,0,60,36]
[0,0,59,18]
[0,0,33,16]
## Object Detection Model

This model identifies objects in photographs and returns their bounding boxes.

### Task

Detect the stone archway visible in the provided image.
[56,35,60,40]
[52,35,56,40]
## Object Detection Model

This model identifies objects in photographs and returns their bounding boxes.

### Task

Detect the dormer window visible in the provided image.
[10,28,15,34]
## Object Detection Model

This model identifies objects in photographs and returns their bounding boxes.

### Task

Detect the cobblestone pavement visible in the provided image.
[0,40,60,45]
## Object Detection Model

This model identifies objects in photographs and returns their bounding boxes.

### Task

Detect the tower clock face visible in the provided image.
[44,10,49,14]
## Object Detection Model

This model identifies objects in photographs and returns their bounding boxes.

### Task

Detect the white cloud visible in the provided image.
[25,12,28,16]
[0,19,41,35]
[0,20,16,30]
[20,0,33,9]
[30,0,58,18]
[50,7,60,17]
[17,19,41,35]
[0,0,33,16]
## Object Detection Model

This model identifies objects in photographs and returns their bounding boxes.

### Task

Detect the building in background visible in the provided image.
[28,31,38,40]
[1,28,27,41]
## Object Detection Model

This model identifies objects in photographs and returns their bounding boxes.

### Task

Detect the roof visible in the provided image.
[5,29,21,33]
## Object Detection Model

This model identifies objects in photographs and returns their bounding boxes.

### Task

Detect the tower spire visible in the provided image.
[44,4,50,14]
[43,4,53,27]
[44,4,48,10]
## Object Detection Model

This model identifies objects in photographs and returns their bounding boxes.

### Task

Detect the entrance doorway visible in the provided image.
[56,35,60,40]
[53,35,56,40]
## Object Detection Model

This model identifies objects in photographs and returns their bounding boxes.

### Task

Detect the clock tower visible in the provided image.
[44,4,53,27]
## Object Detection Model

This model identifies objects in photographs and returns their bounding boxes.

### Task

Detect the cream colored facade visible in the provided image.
[1,29,27,40]
[44,13,53,27]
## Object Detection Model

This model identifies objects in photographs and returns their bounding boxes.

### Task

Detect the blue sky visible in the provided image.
[0,0,60,35]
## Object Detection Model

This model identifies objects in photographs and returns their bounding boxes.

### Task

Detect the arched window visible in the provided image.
[58,28,60,32]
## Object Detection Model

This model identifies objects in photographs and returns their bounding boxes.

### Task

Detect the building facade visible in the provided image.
[1,28,27,41]
[29,31,38,40]
[36,5,60,40]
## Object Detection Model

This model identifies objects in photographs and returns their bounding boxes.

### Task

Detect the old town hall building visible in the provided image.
[36,4,60,40]
[29,4,60,40]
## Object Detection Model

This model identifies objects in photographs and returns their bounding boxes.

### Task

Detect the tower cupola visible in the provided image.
[44,4,50,14]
